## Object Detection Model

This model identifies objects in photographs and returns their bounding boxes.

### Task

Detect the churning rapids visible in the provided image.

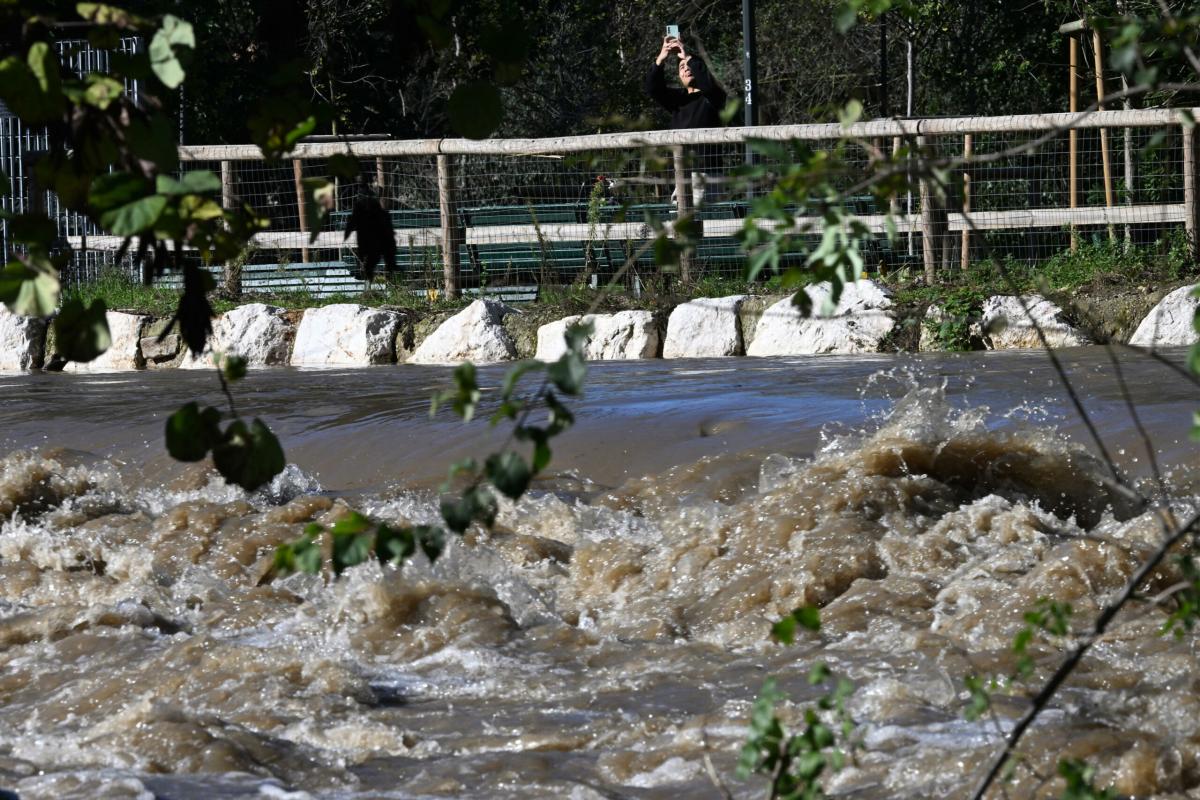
[2,348,1200,800]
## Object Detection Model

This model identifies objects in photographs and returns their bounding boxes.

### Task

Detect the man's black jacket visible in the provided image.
[643,58,727,129]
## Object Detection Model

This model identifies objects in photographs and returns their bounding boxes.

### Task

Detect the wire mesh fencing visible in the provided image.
[36,108,1200,298]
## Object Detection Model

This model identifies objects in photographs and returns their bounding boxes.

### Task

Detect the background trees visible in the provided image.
[170,0,1084,144]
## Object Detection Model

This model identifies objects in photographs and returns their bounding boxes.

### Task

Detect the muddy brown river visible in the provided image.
[1,348,1199,799]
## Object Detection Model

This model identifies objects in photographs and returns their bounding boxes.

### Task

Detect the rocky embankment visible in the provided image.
[1,279,1196,372]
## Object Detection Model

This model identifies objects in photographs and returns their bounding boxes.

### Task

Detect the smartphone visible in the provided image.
[665,24,680,39]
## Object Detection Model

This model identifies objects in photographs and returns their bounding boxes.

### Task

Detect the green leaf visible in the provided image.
[719,97,742,125]
[103,194,167,236]
[465,485,498,528]
[772,613,799,645]
[211,418,286,492]
[149,14,195,89]
[327,153,360,180]
[27,42,62,100]
[532,437,552,473]
[548,352,586,396]
[89,173,158,233]
[835,3,859,33]
[0,53,63,124]
[447,81,503,139]
[77,3,149,29]
[54,298,111,362]
[253,114,317,161]
[839,98,864,128]
[376,524,416,563]
[7,214,57,249]
[440,494,474,533]
[963,674,991,721]
[157,171,222,196]
[745,245,779,283]
[165,401,222,462]
[451,361,481,421]
[486,451,532,500]
[544,392,575,436]
[500,359,545,401]
[563,321,593,355]
[331,511,372,536]
[0,260,60,317]
[772,606,821,644]
[126,115,179,173]
[416,525,447,561]
[220,353,248,382]
[83,74,124,109]
[332,530,374,575]
[302,178,334,244]
[295,536,323,574]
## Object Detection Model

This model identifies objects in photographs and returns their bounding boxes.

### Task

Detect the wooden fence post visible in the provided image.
[220,160,240,297]
[1069,34,1079,252]
[292,159,309,264]
[961,134,972,273]
[1094,29,1115,242]
[376,156,386,208]
[917,135,947,283]
[672,145,691,284]
[1184,124,1199,264]
[437,154,461,299]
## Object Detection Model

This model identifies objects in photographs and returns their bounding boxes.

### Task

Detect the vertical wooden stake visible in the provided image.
[1118,0,1135,248]
[375,157,386,208]
[1184,125,1199,264]
[889,136,901,274]
[293,159,309,264]
[918,135,937,284]
[672,145,692,284]
[221,160,235,210]
[437,154,461,299]
[220,160,240,297]
[1069,35,1079,252]
[961,134,972,273]
[1093,28,1115,241]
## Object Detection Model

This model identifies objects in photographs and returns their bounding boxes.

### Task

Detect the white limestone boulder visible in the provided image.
[746,280,895,356]
[180,303,295,369]
[663,295,745,358]
[0,305,47,371]
[980,295,1090,350]
[291,304,400,366]
[408,299,517,365]
[535,311,659,362]
[64,311,147,372]
[1130,285,1199,348]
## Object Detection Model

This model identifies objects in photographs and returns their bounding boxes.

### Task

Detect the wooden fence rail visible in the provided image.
[74,108,1200,295]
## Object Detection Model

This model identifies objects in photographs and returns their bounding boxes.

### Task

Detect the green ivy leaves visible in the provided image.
[771,606,822,644]
[165,402,285,492]
[54,299,112,362]
[0,259,60,318]
[148,14,194,89]
[278,322,591,580]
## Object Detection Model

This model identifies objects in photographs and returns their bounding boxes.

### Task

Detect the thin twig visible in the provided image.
[701,735,736,800]
[215,362,239,419]
[968,508,1200,800]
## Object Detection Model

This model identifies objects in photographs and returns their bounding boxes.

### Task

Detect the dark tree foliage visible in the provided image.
[172,0,1115,144]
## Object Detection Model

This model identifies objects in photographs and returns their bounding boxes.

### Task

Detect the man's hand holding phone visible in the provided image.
[656,26,685,66]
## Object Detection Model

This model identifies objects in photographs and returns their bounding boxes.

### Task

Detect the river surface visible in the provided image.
[1,348,1199,799]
